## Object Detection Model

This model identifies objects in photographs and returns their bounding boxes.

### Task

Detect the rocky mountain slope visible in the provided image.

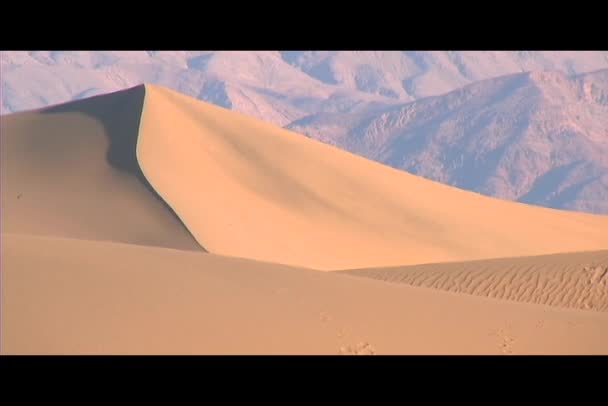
[289,69,608,213]
[2,51,607,213]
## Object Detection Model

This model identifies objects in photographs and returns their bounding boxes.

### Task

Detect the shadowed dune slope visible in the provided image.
[1,85,201,251]
[3,234,608,355]
[343,250,608,311]
[137,84,608,269]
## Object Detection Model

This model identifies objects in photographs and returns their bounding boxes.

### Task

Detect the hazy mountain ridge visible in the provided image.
[280,51,608,100]
[2,51,608,213]
[1,51,397,125]
[289,69,608,213]
[5,51,608,119]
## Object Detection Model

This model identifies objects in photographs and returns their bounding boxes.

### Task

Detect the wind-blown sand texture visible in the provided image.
[343,250,608,311]
[2,84,607,354]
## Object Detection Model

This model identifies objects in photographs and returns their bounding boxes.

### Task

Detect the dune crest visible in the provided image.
[136,84,607,269]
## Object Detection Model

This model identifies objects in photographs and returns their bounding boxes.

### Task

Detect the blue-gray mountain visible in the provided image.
[2,51,608,213]
[289,70,608,214]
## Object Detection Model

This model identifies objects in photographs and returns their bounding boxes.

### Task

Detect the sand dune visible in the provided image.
[3,233,608,355]
[2,83,607,270]
[343,250,608,311]
[139,84,608,269]
[1,86,201,251]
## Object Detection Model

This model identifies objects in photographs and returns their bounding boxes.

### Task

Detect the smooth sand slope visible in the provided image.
[2,84,607,269]
[4,234,608,355]
[343,250,608,311]
[138,84,608,269]
[1,86,201,251]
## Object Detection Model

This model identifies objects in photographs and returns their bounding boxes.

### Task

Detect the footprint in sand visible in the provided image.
[500,337,515,354]
[339,342,376,355]
[492,326,516,354]
[319,312,332,323]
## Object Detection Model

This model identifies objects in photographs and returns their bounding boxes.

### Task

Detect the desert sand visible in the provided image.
[4,234,608,355]
[2,84,607,354]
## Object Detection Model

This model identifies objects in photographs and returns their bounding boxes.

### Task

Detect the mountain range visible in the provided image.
[2,51,607,213]
[289,69,608,213]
